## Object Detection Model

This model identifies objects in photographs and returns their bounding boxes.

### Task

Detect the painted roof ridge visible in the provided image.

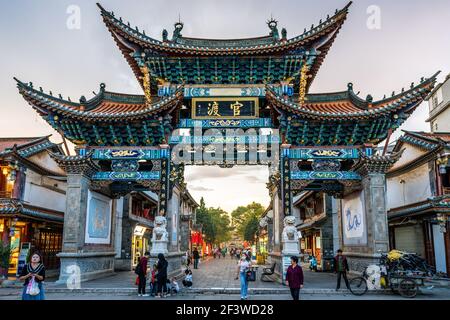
[372,71,441,107]
[98,2,350,51]
[18,81,184,120]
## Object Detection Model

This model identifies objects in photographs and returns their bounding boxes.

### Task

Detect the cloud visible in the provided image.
[188,185,214,192]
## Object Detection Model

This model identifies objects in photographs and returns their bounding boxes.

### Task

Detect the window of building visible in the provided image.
[432,121,438,132]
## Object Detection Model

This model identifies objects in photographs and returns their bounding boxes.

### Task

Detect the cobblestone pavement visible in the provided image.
[1,290,450,300]
[189,256,341,289]
[1,256,449,300]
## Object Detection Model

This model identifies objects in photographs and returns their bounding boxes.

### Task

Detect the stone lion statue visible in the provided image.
[282,216,298,241]
[152,216,168,242]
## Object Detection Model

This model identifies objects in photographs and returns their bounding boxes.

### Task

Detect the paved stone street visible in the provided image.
[1,256,450,300]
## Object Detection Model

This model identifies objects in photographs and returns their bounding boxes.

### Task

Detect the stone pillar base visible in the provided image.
[344,252,381,274]
[267,252,283,284]
[149,252,184,279]
[114,258,132,271]
[150,240,169,256]
[56,252,116,285]
[282,240,300,256]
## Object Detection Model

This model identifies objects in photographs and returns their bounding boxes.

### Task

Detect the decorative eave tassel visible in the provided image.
[140,65,152,105]
[298,63,310,105]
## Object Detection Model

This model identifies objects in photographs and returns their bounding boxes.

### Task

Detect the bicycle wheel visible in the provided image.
[398,278,418,298]
[349,277,368,296]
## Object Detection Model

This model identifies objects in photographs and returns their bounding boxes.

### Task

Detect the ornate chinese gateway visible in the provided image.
[15,2,438,281]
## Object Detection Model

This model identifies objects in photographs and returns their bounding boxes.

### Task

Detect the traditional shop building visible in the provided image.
[387,132,450,276]
[114,191,157,270]
[0,136,66,276]
[14,2,438,282]
[292,192,337,270]
[385,73,450,276]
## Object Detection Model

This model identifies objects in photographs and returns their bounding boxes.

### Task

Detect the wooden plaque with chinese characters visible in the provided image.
[192,97,259,119]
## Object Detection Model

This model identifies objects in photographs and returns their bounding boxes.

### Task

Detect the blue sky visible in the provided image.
[1,1,449,211]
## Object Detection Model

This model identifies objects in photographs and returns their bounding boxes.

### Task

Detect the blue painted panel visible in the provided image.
[290,148,359,160]
[178,118,272,128]
[290,171,361,180]
[92,149,161,160]
[92,171,160,181]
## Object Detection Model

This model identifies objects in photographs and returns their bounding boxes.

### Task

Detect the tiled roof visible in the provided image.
[15,79,183,122]
[394,131,450,153]
[388,196,450,220]
[0,137,48,153]
[266,73,439,121]
[98,2,350,55]
[98,2,351,91]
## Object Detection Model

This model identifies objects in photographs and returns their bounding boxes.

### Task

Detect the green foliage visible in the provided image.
[195,197,232,245]
[0,240,13,270]
[231,202,265,243]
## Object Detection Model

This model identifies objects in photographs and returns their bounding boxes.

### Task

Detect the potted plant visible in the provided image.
[0,240,13,284]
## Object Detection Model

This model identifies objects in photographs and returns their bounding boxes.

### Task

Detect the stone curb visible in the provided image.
[39,287,394,295]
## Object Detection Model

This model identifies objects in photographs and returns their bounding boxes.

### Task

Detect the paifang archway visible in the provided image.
[15,2,438,282]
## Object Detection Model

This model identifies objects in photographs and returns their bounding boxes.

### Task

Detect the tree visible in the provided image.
[0,240,13,278]
[195,197,232,245]
[243,214,259,242]
[231,202,265,244]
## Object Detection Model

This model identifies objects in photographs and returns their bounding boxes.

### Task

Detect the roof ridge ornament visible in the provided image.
[267,16,279,40]
[172,15,184,42]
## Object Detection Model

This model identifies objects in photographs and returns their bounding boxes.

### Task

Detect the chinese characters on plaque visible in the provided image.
[192,97,258,119]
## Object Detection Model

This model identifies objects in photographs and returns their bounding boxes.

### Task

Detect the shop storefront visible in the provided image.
[0,215,63,277]
[131,225,149,266]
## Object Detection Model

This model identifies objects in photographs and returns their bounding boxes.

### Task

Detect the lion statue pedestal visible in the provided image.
[281,216,301,256]
[150,216,169,255]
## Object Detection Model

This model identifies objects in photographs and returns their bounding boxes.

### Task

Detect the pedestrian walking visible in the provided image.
[19,251,46,300]
[156,253,168,298]
[221,247,226,258]
[135,251,149,297]
[285,256,304,300]
[193,247,200,269]
[184,250,191,267]
[235,254,252,300]
[334,249,350,290]
[235,248,241,260]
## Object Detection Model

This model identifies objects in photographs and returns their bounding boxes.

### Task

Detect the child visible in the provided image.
[309,255,318,272]
[150,264,158,296]
[182,269,193,288]
[170,277,180,295]
[165,279,172,296]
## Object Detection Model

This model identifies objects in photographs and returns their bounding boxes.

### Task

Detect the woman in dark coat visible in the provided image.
[19,251,46,300]
[156,253,168,298]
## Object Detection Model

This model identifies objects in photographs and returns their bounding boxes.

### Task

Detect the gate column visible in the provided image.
[53,154,116,284]
[341,152,402,271]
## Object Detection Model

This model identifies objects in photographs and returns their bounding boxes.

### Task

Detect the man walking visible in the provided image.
[193,247,200,269]
[334,249,350,290]
[136,251,149,297]
[285,256,304,300]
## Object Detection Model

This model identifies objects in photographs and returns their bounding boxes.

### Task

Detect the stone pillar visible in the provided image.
[53,155,116,284]
[60,173,90,253]
[180,214,191,253]
[342,152,402,272]
[115,195,133,271]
